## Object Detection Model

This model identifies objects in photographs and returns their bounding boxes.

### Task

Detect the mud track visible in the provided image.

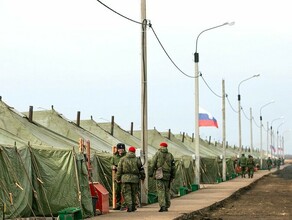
[190,163,292,220]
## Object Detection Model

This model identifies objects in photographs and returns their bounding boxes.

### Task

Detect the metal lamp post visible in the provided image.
[194,22,234,185]
[237,74,260,154]
[270,116,284,157]
[259,100,274,168]
[276,121,285,158]
[281,130,290,159]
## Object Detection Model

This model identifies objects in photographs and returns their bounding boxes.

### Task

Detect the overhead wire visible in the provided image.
[200,73,222,98]
[149,25,195,78]
[253,117,260,128]
[225,94,238,113]
[96,0,142,25]
[96,0,263,146]
[241,107,250,121]
[96,0,195,78]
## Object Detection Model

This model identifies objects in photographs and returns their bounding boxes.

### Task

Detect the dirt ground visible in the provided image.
[192,161,292,220]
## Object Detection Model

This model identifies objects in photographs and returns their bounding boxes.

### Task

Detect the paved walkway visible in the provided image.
[88,166,284,220]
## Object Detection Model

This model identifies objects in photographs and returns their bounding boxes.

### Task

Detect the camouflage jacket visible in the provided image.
[116,152,145,183]
[267,158,273,166]
[149,147,176,181]
[247,158,255,168]
[111,151,127,168]
[239,156,247,167]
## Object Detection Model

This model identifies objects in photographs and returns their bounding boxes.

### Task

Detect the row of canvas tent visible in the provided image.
[0,99,260,218]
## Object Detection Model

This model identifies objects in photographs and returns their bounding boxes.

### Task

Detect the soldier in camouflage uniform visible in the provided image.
[111,143,127,210]
[276,157,281,170]
[267,157,273,171]
[246,155,255,178]
[238,153,247,178]
[149,142,176,212]
[116,146,145,212]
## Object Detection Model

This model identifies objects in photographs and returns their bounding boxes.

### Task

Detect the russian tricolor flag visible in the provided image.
[199,107,218,128]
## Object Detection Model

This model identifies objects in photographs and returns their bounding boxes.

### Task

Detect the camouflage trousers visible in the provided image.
[121,182,139,208]
[241,166,246,177]
[156,179,171,208]
[247,167,254,177]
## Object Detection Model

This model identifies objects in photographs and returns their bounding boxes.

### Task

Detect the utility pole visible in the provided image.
[140,0,148,205]
[222,79,226,181]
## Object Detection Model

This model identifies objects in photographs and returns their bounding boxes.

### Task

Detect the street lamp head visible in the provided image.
[260,100,275,117]
[271,116,285,127]
[222,22,235,26]
[238,74,260,94]
[195,22,235,52]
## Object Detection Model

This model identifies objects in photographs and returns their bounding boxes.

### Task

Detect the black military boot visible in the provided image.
[113,206,121,210]
[127,207,133,212]
[159,206,167,212]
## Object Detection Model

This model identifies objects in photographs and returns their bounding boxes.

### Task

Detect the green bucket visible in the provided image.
[148,193,158,204]
[58,207,82,220]
[191,184,199,191]
[179,187,188,196]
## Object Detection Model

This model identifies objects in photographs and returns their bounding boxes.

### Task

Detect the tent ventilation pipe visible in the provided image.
[192,133,194,142]
[168,129,171,140]
[28,106,33,122]
[76,111,80,127]
[182,132,185,142]
[130,122,133,135]
[110,116,114,135]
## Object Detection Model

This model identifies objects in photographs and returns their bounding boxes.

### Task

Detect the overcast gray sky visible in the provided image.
[1,0,291,154]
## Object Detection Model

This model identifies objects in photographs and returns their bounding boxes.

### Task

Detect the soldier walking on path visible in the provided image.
[238,153,247,178]
[111,143,127,210]
[247,155,255,178]
[276,157,281,170]
[116,146,145,212]
[267,157,273,171]
[149,142,176,212]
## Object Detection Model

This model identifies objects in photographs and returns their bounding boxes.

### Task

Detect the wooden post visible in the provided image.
[182,132,185,142]
[112,145,117,208]
[111,116,114,135]
[28,106,33,122]
[76,111,81,127]
[130,122,134,135]
[86,140,91,177]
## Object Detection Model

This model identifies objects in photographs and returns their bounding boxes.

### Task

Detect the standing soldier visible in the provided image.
[111,143,126,210]
[276,157,281,170]
[149,142,176,212]
[116,146,145,212]
[238,153,247,178]
[247,155,255,178]
[267,157,273,171]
